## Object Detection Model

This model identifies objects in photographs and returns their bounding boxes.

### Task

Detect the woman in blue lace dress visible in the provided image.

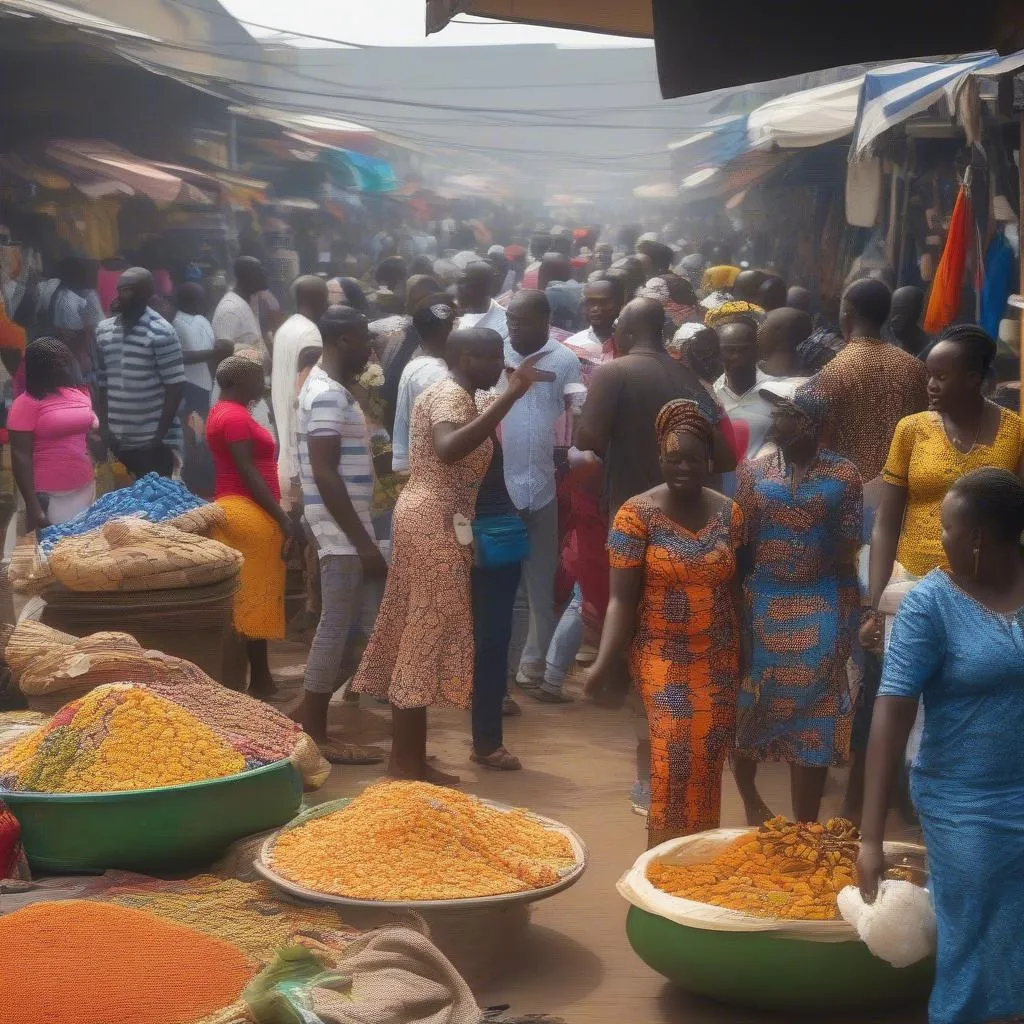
[858,467,1024,1024]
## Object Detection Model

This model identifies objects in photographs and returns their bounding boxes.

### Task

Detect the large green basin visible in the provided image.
[2,759,303,873]
[626,905,934,1012]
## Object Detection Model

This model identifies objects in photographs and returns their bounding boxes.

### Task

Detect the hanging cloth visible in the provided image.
[980,232,1015,341]
[924,184,971,334]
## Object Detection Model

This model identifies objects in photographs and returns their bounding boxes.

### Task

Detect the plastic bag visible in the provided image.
[837,880,936,968]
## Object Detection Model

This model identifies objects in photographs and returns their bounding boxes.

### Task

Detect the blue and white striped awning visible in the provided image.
[852,50,1024,158]
[668,115,749,174]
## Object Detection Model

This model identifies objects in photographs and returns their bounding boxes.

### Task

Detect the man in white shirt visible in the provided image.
[456,259,508,340]
[271,276,328,502]
[500,290,583,703]
[173,281,227,495]
[212,256,273,431]
[713,318,773,460]
[391,297,456,473]
[563,275,624,362]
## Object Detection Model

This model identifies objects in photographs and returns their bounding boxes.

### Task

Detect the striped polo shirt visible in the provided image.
[297,364,376,557]
[95,308,186,451]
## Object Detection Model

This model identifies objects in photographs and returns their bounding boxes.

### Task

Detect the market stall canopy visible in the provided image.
[669,116,749,175]
[46,141,216,206]
[425,0,1024,99]
[425,0,652,38]
[852,49,1024,157]
[746,76,866,151]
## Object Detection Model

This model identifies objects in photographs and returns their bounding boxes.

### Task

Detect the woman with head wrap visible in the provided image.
[733,382,862,825]
[586,399,744,848]
[206,354,296,697]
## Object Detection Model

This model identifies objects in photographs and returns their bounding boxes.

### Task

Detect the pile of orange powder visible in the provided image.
[0,901,258,1024]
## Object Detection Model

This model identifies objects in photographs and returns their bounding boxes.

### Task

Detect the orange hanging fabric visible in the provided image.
[924,185,971,333]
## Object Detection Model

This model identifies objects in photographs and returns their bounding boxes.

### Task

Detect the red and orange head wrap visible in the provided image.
[655,399,714,455]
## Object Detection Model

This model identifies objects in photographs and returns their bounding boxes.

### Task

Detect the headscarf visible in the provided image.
[669,322,722,381]
[677,253,705,289]
[655,398,714,454]
[700,264,741,293]
[705,299,766,330]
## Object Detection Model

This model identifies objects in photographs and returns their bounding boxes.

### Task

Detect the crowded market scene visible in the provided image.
[1,1,1023,1023]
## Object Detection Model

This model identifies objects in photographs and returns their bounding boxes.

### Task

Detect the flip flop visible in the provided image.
[471,747,522,771]
[318,740,386,765]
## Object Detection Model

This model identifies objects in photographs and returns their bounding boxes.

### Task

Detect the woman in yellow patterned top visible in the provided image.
[863,324,1024,650]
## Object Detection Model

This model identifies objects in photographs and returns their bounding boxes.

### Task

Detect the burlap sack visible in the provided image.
[48,518,242,593]
[166,503,227,536]
[8,539,54,595]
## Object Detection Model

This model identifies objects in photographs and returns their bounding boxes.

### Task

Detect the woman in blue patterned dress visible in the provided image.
[734,381,862,824]
[858,467,1024,1024]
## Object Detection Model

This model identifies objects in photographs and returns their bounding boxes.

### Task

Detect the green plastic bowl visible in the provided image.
[626,906,934,1012]
[2,759,303,873]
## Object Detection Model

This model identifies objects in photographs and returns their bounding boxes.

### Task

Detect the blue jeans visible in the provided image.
[472,561,521,754]
[542,584,582,696]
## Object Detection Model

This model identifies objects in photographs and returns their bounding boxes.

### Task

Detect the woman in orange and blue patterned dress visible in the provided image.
[733,382,862,826]
[586,400,743,849]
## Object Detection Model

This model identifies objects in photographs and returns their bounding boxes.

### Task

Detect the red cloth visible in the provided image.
[206,400,281,502]
[720,412,746,463]
[560,460,610,630]
[924,185,970,334]
[0,799,29,881]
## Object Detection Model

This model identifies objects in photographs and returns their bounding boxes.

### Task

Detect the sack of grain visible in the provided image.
[166,503,227,536]
[48,518,242,593]
[8,539,54,595]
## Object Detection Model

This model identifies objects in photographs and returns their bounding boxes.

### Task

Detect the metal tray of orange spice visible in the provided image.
[254,792,589,910]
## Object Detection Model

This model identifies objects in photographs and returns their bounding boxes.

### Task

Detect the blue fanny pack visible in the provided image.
[472,514,530,568]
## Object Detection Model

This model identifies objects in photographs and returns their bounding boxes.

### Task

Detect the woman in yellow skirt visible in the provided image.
[206,355,294,696]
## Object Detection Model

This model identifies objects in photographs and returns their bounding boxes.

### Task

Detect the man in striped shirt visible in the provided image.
[295,304,387,763]
[95,268,185,479]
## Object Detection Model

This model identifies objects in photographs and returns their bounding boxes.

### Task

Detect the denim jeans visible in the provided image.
[472,561,521,754]
[542,584,582,696]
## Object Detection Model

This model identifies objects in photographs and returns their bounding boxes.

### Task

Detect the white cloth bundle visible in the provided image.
[837,880,936,968]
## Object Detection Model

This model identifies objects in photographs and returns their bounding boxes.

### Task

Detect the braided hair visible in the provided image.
[215,354,264,392]
[24,337,78,399]
[935,323,997,379]
[949,467,1024,546]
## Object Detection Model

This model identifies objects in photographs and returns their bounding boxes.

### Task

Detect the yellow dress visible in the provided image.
[882,408,1024,576]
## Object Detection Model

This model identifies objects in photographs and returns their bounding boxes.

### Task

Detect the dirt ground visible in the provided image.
[270,643,926,1024]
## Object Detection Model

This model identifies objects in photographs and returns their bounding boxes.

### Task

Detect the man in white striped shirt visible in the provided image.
[95,268,185,478]
[295,304,387,763]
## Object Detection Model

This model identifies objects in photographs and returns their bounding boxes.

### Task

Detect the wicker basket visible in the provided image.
[40,573,241,683]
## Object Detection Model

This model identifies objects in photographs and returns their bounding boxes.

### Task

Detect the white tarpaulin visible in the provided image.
[745,76,865,150]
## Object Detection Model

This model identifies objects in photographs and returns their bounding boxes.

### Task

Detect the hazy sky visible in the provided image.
[220,0,651,48]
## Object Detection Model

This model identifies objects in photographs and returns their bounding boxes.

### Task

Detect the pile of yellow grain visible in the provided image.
[270,780,576,901]
[647,816,860,921]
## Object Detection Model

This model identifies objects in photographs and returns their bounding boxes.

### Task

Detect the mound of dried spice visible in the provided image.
[269,780,576,901]
[647,816,861,921]
[0,683,245,793]
[0,900,257,1024]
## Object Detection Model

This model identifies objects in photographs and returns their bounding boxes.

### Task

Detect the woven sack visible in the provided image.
[2,620,76,679]
[7,538,54,595]
[17,633,182,714]
[166,503,227,536]
[48,518,243,593]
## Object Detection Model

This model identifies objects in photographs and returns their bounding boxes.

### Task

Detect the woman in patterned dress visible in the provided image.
[733,382,862,824]
[586,400,743,848]
[353,328,553,784]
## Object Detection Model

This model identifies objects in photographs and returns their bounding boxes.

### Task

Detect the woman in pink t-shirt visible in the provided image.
[8,338,97,530]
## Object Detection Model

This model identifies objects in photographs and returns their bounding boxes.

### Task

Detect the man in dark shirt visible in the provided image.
[576,297,735,517]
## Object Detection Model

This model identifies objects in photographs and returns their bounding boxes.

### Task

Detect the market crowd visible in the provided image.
[1,221,1022,1024]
